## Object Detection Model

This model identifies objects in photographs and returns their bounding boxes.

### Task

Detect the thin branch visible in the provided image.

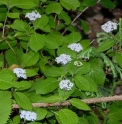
[12,95,122,109]
[62,0,101,35]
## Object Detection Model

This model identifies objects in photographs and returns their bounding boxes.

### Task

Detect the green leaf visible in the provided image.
[0,0,39,9]
[115,52,122,68]
[69,98,91,110]
[44,66,64,77]
[100,0,115,9]
[7,12,19,18]
[33,14,49,29]
[5,47,23,66]
[0,69,16,89]
[39,95,61,103]
[11,19,30,32]
[81,20,89,34]
[13,92,32,110]
[65,32,82,43]
[97,39,114,52]
[21,51,39,67]
[57,46,77,58]
[36,78,58,94]
[75,62,90,75]
[26,69,37,77]
[88,62,105,84]
[46,2,62,14]
[29,33,45,52]
[13,116,20,124]
[58,109,78,124]
[35,108,47,120]
[60,0,80,10]
[74,75,97,92]
[58,11,71,25]
[0,40,16,50]
[83,0,96,6]
[86,112,99,124]
[15,81,32,90]
[0,91,12,124]
[45,34,59,49]
[78,117,89,124]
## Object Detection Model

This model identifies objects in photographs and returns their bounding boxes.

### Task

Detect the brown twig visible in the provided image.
[12,95,122,109]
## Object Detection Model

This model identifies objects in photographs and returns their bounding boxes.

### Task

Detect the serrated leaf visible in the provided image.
[46,2,62,14]
[81,20,89,34]
[115,52,122,68]
[29,33,45,52]
[21,51,39,67]
[58,11,71,25]
[14,92,32,110]
[100,0,115,9]
[74,75,97,92]
[7,12,19,18]
[60,0,80,10]
[0,91,12,124]
[39,95,61,103]
[97,39,114,53]
[26,69,37,77]
[36,78,58,94]
[15,81,32,90]
[65,32,82,43]
[69,98,91,110]
[75,62,90,75]
[33,14,49,29]
[57,46,77,58]
[0,0,38,9]
[0,69,16,89]
[88,63,105,84]
[45,34,58,49]
[44,66,64,77]
[58,109,78,124]
[79,117,89,124]
[35,108,47,120]
[5,47,23,66]
[0,40,16,50]
[11,19,30,32]
[83,0,96,6]
[13,116,20,124]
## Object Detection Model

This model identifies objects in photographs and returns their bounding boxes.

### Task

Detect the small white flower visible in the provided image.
[101,21,117,33]
[20,110,37,121]
[55,54,72,65]
[68,43,83,52]
[13,68,27,79]
[59,79,74,90]
[25,11,41,21]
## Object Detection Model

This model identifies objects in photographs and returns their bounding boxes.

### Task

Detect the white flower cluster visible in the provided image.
[55,54,72,65]
[68,43,83,52]
[20,110,37,121]
[59,79,74,90]
[25,11,41,21]
[13,68,27,79]
[101,21,118,33]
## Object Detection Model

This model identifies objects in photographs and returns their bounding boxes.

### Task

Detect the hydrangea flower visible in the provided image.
[68,43,83,52]
[20,110,37,121]
[59,79,74,90]
[101,21,117,33]
[13,68,27,79]
[25,11,41,21]
[55,54,72,65]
